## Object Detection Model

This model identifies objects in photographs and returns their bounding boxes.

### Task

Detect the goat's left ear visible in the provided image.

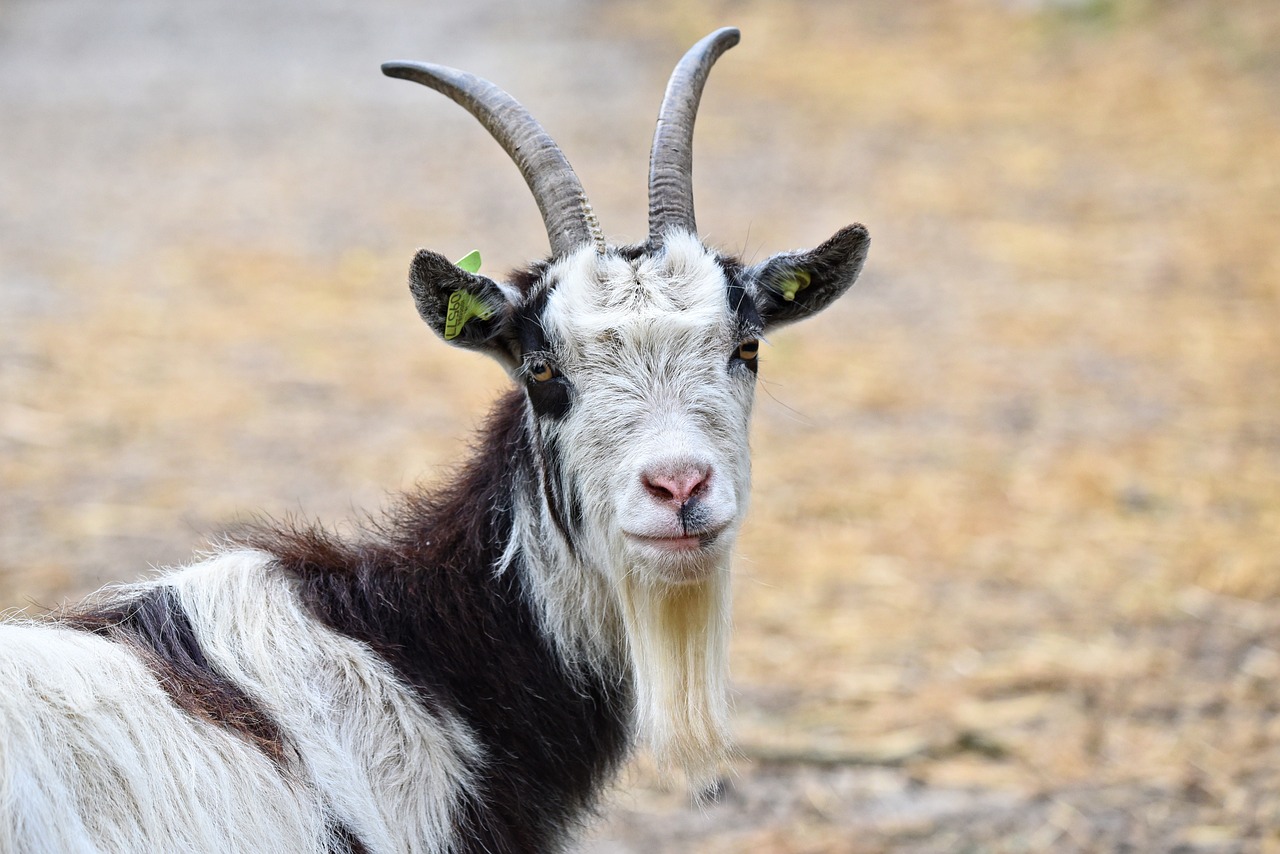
[408,249,514,356]
[746,224,870,330]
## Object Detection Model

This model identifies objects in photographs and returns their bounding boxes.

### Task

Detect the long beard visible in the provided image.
[616,568,732,786]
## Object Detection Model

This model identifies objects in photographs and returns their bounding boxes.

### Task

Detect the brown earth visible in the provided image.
[2,1,1279,851]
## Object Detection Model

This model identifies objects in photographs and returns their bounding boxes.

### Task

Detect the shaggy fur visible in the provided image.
[235,390,633,852]
[0,558,475,853]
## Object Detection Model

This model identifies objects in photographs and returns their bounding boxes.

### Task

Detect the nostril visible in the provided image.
[643,475,676,502]
[642,466,712,506]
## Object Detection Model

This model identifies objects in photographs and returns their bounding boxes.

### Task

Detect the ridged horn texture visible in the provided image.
[383,61,605,258]
[647,27,741,244]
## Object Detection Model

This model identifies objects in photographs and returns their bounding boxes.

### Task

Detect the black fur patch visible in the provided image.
[507,282,576,420]
[506,261,550,298]
[63,586,288,765]
[538,432,583,553]
[329,820,369,854]
[718,255,763,338]
[233,390,631,852]
[611,242,651,264]
[513,285,551,354]
[718,256,763,376]
[526,375,572,419]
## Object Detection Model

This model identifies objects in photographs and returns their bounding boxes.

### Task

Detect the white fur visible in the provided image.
[514,234,754,781]
[169,551,481,852]
[0,551,479,854]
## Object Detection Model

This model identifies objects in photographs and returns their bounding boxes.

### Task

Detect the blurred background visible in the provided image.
[2,0,1278,850]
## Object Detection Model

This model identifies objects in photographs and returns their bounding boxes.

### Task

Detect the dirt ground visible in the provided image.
[2,1,1279,851]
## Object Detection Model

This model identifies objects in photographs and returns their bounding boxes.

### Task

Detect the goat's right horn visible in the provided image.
[383,61,605,258]
[647,27,740,245]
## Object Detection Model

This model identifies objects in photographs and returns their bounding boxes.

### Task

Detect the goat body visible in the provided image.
[0,28,869,853]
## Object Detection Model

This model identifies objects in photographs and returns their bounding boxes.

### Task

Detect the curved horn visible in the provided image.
[383,61,605,258]
[647,27,740,244]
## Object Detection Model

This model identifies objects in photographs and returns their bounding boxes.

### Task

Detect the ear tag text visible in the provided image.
[444,289,494,340]
[443,251,492,340]
[779,269,812,302]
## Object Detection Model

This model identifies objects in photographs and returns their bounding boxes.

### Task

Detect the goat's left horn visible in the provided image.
[383,61,605,258]
[647,27,740,245]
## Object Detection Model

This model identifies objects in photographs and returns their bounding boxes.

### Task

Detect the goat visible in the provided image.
[0,27,869,853]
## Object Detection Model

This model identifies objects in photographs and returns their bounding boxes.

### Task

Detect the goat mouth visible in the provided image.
[623,528,726,555]
[626,533,704,553]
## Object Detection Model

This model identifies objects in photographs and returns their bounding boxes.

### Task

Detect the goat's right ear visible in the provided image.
[408,249,513,354]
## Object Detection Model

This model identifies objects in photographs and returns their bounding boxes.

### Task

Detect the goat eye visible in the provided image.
[736,339,760,362]
[528,360,556,383]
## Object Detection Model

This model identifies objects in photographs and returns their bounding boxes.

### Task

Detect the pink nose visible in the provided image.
[642,466,711,507]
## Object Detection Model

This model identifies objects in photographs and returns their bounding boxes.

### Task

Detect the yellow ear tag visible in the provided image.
[779,269,812,302]
[455,250,482,274]
[443,251,493,340]
[444,290,494,340]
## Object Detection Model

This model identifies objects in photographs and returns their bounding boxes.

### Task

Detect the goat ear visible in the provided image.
[746,224,870,330]
[408,249,513,354]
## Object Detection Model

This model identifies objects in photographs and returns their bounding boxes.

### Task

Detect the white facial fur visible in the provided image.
[516,231,757,781]
[535,231,756,583]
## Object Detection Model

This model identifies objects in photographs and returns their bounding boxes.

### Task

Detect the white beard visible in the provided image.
[616,567,733,787]
[512,496,736,787]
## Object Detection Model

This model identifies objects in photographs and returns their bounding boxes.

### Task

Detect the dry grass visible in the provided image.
[2,0,1279,850]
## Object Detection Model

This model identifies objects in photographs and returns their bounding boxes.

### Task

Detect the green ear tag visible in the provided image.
[455,250,482,273]
[443,289,495,340]
[779,269,812,302]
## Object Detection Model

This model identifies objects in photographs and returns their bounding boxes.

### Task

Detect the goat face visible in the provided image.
[407,224,870,587]
[528,233,755,586]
